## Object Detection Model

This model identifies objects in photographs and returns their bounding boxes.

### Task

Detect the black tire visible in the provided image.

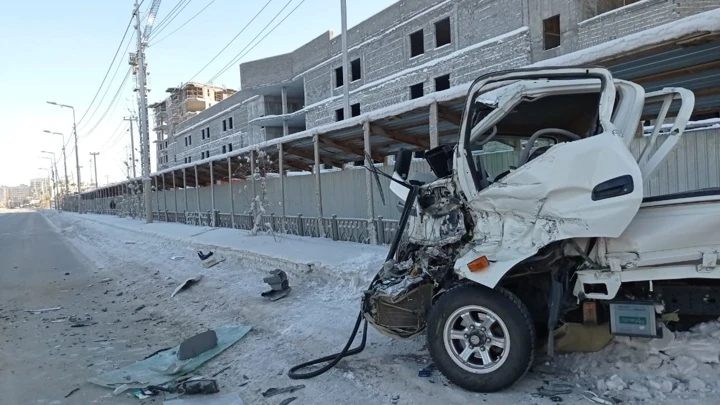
[426,284,535,392]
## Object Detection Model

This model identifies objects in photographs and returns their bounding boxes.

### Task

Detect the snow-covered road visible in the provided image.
[40,210,720,404]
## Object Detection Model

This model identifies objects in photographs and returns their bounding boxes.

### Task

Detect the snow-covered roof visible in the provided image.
[86,8,720,193]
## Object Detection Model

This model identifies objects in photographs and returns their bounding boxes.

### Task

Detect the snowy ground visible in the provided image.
[42,211,720,404]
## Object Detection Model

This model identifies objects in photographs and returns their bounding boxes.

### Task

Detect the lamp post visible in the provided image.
[47,101,81,213]
[43,130,69,195]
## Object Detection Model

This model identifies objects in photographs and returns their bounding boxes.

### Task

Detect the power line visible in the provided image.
[150,0,193,39]
[208,0,306,83]
[76,11,135,126]
[149,0,217,46]
[79,69,132,140]
[151,0,191,37]
[78,31,136,132]
[99,120,128,151]
[186,0,274,82]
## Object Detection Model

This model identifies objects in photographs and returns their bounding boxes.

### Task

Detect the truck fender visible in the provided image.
[453,248,535,288]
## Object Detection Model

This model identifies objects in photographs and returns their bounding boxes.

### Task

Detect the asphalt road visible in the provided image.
[0,210,176,404]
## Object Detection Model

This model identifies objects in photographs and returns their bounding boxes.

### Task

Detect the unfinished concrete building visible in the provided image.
[152,83,236,170]
[157,0,720,171]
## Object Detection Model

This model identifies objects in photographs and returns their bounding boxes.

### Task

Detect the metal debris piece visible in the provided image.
[279,397,298,405]
[418,364,434,377]
[26,307,62,314]
[69,316,97,328]
[197,250,225,268]
[261,269,291,301]
[178,330,218,361]
[171,275,203,298]
[65,387,80,398]
[100,278,113,283]
[261,384,305,398]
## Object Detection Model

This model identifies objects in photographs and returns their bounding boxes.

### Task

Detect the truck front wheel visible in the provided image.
[426,284,535,392]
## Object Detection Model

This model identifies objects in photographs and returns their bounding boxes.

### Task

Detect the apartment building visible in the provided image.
[30,178,50,199]
[156,0,720,171]
[151,82,236,170]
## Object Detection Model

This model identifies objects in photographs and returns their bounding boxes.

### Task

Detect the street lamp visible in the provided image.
[43,130,69,195]
[47,101,81,213]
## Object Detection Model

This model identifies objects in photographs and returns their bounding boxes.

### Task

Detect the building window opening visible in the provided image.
[434,17,451,47]
[435,74,450,91]
[410,82,424,99]
[222,120,227,131]
[410,29,424,57]
[351,103,360,117]
[543,15,561,50]
[335,108,344,121]
[335,66,344,88]
[222,145,227,154]
[351,58,361,81]
[228,143,233,152]
[228,117,233,129]
[206,127,210,138]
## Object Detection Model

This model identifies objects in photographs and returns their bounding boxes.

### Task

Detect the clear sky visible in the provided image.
[0,0,396,187]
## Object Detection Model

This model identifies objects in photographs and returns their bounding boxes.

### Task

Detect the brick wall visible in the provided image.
[577,0,675,49]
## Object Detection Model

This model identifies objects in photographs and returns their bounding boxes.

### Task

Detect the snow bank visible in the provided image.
[59,213,387,283]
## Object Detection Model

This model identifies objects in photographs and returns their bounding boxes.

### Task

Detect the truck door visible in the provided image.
[454,67,644,262]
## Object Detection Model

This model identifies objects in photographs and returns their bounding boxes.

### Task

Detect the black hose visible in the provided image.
[287,311,368,379]
[287,185,418,380]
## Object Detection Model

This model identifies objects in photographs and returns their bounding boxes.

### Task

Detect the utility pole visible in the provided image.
[123,116,138,178]
[133,0,153,223]
[90,152,100,189]
[341,0,350,120]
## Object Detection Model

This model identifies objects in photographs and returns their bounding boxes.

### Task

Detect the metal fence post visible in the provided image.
[228,156,235,229]
[331,214,339,241]
[297,214,304,236]
[209,161,215,227]
[376,216,385,245]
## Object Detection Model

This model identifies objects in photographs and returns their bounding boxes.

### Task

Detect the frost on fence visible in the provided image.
[117,182,143,219]
[247,150,275,238]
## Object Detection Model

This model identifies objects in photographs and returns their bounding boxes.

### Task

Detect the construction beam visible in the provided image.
[633,60,720,85]
[283,156,312,172]
[286,147,345,169]
[319,137,383,161]
[437,106,463,126]
[370,123,429,149]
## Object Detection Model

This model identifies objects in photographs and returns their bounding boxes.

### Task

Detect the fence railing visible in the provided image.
[88,208,400,245]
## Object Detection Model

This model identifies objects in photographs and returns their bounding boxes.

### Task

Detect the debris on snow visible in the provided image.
[26,307,62,314]
[64,387,80,398]
[100,277,113,283]
[171,275,203,298]
[170,255,184,261]
[197,250,225,268]
[261,385,306,398]
[177,329,218,361]
[261,269,291,301]
[89,325,252,391]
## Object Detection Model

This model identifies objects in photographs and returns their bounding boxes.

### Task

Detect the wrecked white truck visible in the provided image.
[290,66,719,392]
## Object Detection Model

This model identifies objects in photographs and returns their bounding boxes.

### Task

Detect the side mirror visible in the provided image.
[394,149,413,181]
[425,144,454,178]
